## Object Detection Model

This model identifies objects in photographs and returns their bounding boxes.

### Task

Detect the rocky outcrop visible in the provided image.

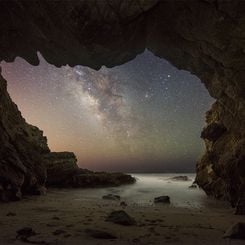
[44,152,135,188]
[0,69,49,201]
[0,69,135,201]
[0,0,244,209]
[44,152,80,187]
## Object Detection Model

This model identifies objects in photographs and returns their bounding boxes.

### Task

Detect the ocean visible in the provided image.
[71,173,229,209]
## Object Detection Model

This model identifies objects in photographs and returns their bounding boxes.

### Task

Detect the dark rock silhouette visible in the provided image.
[0,71,49,201]
[170,176,190,181]
[154,196,170,204]
[0,0,244,209]
[201,123,227,142]
[189,184,198,189]
[106,210,136,226]
[16,227,36,239]
[85,229,117,239]
[223,222,245,239]
[102,194,121,201]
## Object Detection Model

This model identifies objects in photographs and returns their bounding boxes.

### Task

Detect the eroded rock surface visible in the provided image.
[0,69,49,201]
[44,151,136,188]
[0,69,135,200]
[0,0,244,208]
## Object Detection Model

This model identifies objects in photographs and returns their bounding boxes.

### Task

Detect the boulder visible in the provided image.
[106,210,136,226]
[102,194,120,201]
[85,229,117,239]
[154,196,170,204]
[223,223,245,239]
[170,176,190,181]
[120,201,128,207]
[189,184,198,189]
[16,227,36,239]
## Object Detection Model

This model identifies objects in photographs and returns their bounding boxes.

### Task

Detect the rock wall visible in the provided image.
[0,0,244,210]
[0,71,135,200]
[0,68,49,201]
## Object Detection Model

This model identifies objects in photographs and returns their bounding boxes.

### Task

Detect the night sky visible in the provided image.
[1,50,214,172]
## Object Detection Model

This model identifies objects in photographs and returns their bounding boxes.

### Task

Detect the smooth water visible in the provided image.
[69,173,229,209]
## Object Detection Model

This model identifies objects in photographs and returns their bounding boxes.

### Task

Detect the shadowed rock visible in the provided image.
[170,176,190,181]
[85,229,117,239]
[154,196,170,204]
[102,194,121,201]
[44,152,135,188]
[223,222,245,239]
[16,227,36,238]
[106,210,136,226]
[201,123,227,142]
[189,184,198,189]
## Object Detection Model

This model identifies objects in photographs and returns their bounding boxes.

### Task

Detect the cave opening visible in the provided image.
[1,50,214,173]
[1,1,245,243]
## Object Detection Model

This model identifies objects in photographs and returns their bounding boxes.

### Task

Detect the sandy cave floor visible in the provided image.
[0,188,245,245]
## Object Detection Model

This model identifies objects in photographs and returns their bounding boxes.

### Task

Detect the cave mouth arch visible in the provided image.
[1,50,213,174]
[0,0,244,212]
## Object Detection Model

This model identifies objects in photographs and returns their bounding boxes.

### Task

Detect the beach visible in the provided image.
[0,174,244,245]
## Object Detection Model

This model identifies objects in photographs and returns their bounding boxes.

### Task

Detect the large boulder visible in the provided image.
[223,222,245,240]
[106,210,136,226]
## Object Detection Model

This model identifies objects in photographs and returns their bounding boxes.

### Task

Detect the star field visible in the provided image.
[1,50,214,172]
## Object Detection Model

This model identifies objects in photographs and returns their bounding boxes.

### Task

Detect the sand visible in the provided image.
[0,188,245,245]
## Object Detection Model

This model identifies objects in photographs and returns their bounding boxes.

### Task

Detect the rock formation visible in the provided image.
[0,0,244,211]
[0,69,135,201]
[0,69,49,201]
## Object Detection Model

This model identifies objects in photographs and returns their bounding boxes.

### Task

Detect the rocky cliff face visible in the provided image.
[0,0,244,211]
[0,69,49,201]
[0,72,135,200]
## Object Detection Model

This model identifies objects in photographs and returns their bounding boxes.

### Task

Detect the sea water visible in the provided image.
[70,173,229,209]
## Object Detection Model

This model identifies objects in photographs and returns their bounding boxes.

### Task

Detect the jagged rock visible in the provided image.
[44,152,80,187]
[170,176,190,181]
[0,0,244,207]
[52,229,66,236]
[223,222,245,239]
[102,194,121,201]
[154,196,170,204]
[106,210,136,226]
[201,123,227,142]
[16,227,36,238]
[44,152,136,188]
[0,71,49,202]
[235,189,245,215]
[72,172,136,188]
[189,184,198,189]
[85,229,117,239]
[120,201,128,207]
[6,212,16,216]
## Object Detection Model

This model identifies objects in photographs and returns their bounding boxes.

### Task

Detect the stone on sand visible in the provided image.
[85,228,117,239]
[154,196,170,204]
[106,210,136,226]
[102,194,120,200]
[223,222,245,239]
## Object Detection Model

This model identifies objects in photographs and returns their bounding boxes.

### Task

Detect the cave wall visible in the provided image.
[0,0,244,208]
[0,68,49,200]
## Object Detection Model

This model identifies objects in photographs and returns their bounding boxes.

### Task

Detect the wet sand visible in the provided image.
[0,188,245,245]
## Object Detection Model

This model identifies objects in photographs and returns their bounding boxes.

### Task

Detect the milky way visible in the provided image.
[1,50,214,172]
